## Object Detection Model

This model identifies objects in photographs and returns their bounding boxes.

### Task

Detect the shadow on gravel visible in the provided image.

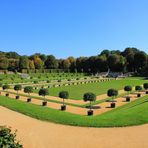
[85,106,101,109]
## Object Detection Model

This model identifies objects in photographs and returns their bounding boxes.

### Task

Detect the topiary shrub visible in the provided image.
[107,89,118,108]
[143,83,148,94]
[83,92,96,116]
[124,85,132,93]
[59,91,69,110]
[0,126,22,148]
[14,85,22,99]
[143,83,148,90]
[124,85,132,101]
[34,80,38,84]
[135,86,142,97]
[38,88,49,106]
[2,84,10,90]
[135,85,142,91]
[2,84,10,97]
[46,80,51,83]
[24,86,33,102]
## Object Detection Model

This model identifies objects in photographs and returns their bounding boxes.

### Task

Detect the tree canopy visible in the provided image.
[0,48,147,76]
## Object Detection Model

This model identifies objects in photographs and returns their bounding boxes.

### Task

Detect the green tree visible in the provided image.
[24,86,33,96]
[61,59,71,69]
[0,126,22,148]
[135,86,142,91]
[59,91,69,106]
[19,56,29,70]
[14,85,22,95]
[33,56,44,69]
[29,60,35,69]
[83,92,96,111]
[134,51,147,72]
[6,52,20,59]
[0,58,9,70]
[95,55,108,72]
[38,88,49,100]
[107,89,118,101]
[143,83,148,90]
[45,55,58,69]
[107,54,125,72]
[124,85,132,95]
[2,84,10,91]
[100,49,110,57]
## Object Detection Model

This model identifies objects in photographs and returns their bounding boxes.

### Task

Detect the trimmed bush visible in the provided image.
[14,85,22,99]
[143,83,148,90]
[59,91,69,111]
[124,85,132,93]
[0,126,22,148]
[2,84,10,91]
[38,88,49,106]
[24,86,33,101]
[107,89,118,107]
[34,80,38,84]
[107,89,118,99]
[143,83,148,94]
[135,86,142,97]
[46,80,51,83]
[83,92,96,116]
[135,85,142,91]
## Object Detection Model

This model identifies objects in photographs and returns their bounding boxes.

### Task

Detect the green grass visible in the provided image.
[34,78,148,100]
[0,73,86,84]
[2,90,83,108]
[0,95,148,127]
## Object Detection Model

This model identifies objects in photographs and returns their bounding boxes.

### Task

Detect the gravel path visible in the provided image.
[0,106,148,148]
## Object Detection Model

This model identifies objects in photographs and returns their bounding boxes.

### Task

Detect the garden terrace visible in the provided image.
[32,77,147,100]
[0,72,87,84]
[0,91,148,127]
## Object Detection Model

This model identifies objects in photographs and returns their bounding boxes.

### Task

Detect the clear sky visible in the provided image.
[0,0,148,58]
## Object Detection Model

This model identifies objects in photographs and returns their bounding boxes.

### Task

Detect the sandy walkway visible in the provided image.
[0,106,148,148]
[0,91,87,115]
[3,88,126,105]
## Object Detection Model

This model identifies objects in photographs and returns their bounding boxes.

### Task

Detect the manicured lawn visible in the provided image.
[0,73,86,84]
[0,95,148,127]
[34,78,148,100]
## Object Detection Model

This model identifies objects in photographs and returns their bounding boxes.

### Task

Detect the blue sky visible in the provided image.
[0,0,148,58]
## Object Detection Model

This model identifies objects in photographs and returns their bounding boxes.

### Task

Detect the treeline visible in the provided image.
[0,47,147,76]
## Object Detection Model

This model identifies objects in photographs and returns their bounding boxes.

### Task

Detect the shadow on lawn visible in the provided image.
[128,99,148,109]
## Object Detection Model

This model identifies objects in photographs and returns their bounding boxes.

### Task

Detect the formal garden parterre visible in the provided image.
[0,48,148,127]
[0,72,148,127]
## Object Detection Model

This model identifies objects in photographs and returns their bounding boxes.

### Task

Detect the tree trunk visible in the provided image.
[63,98,65,106]
[90,101,92,111]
